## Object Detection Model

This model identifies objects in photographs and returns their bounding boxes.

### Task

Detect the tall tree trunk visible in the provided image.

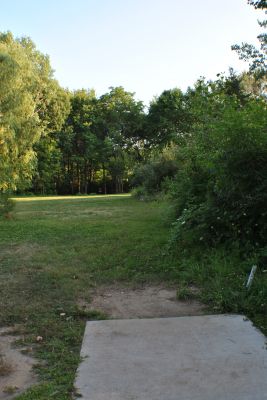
[115,177,119,194]
[89,164,93,185]
[84,162,88,194]
[102,163,107,194]
[77,164,81,193]
[70,161,74,194]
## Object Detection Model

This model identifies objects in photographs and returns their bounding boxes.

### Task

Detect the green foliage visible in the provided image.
[0,193,15,217]
[146,89,191,147]
[33,134,63,194]
[172,246,267,335]
[169,75,267,251]
[1,33,145,196]
[131,145,178,197]
[232,1,267,75]
[0,32,70,192]
[54,87,145,195]
[0,33,40,191]
[131,186,151,201]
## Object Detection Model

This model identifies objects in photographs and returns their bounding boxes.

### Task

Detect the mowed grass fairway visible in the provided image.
[1,195,266,399]
[0,195,177,399]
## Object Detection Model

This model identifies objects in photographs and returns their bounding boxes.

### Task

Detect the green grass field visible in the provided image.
[0,195,178,399]
[0,195,266,399]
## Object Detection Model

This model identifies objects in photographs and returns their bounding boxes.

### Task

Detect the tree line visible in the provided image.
[33,87,145,195]
[1,0,266,200]
[1,0,267,256]
[0,31,149,195]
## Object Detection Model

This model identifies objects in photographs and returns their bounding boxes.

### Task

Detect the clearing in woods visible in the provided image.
[0,194,197,399]
[1,195,266,399]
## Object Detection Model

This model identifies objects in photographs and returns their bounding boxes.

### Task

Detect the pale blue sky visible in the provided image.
[1,0,264,105]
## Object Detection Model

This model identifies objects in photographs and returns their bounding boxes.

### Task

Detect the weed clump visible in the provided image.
[0,355,13,376]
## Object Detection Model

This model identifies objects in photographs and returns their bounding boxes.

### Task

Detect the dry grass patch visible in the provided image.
[0,356,13,377]
[0,243,42,263]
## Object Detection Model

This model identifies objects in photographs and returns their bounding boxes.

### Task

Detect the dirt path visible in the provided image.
[0,328,37,399]
[84,285,206,319]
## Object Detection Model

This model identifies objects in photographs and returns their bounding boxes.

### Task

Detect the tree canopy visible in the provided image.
[0,32,70,191]
[232,0,267,76]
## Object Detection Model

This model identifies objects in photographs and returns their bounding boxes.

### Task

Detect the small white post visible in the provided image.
[246,265,257,289]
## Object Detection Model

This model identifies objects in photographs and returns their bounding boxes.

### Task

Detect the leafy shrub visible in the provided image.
[170,78,267,251]
[0,193,15,218]
[131,186,150,200]
[131,148,178,197]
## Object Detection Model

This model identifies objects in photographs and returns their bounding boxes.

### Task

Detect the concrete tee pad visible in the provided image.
[75,315,267,400]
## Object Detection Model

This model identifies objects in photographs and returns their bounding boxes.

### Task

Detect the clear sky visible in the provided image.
[1,0,264,105]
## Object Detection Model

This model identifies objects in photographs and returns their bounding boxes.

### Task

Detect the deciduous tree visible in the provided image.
[0,32,70,191]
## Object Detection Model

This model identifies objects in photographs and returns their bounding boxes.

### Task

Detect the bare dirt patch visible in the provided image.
[84,285,206,319]
[0,328,37,399]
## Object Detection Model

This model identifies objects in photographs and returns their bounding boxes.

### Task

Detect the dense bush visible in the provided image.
[170,78,267,251]
[131,146,178,198]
